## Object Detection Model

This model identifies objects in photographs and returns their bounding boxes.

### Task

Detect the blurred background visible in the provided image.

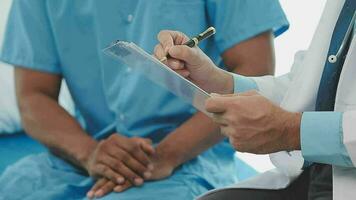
[0,0,326,173]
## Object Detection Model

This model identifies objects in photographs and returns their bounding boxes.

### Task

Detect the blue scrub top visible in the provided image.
[0,0,288,140]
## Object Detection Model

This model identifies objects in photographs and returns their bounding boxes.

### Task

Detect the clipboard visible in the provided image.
[103,41,212,117]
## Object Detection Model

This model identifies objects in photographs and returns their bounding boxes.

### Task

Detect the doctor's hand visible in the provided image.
[87,149,176,199]
[84,134,155,189]
[154,30,234,94]
[206,91,302,154]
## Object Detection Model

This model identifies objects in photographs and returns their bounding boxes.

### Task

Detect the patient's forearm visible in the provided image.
[155,112,224,167]
[19,93,96,169]
[223,31,275,76]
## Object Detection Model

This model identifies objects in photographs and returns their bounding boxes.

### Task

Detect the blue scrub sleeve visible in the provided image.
[232,74,258,93]
[0,0,61,74]
[206,0,289,53]
[301,112,354,167]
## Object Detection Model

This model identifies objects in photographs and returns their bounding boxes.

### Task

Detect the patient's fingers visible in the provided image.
[95,161,125,184]
[87,178,107,199]
[115,137,153,167]
[116,162,144,186]
[137,138,155,155]
[99,148,146,186]
[90,179,132,198]
[106,147,148,180]
[114,181,132,193]
[94,180,116,198]
[87,134,156,189]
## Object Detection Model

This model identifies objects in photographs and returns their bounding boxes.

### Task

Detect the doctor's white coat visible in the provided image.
[201,0,356,199]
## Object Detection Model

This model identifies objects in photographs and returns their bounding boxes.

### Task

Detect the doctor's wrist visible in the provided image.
[209,68,234,94]
[283,112,302,151]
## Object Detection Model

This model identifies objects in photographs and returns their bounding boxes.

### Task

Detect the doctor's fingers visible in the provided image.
[153,44,165,59]
[157,31,188,63]
[168,45,200,65]
[220,126,238,138]
[211,93,238,98]
[205,95,235,113]
[157,30,189,50]
[238,90,259,96]
[206,94,246,114]
[167,58,185,70]
[229,137,248,152]
[212,113,229,126]
[153,44,185,70]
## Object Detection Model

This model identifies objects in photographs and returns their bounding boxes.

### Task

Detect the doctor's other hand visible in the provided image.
[87,149,176,199]
[206,91,302,154]
[83,134,155,188]
[154,30,234,94]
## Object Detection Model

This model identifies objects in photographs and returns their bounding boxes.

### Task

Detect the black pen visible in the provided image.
[160,27,216,62]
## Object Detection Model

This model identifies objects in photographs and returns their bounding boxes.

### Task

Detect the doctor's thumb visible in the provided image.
[238,90,259,96]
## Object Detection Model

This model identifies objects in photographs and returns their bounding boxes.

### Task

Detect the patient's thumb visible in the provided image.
[139,139,155,155]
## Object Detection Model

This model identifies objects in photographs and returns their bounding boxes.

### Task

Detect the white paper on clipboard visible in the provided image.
[103,41,212,117]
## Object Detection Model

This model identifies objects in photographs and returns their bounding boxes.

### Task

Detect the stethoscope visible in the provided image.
[328,11,355,64]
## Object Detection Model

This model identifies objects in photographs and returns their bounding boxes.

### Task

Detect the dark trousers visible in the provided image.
[199,164,332,200]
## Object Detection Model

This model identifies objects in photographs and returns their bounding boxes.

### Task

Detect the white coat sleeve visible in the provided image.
[342,110,356,166]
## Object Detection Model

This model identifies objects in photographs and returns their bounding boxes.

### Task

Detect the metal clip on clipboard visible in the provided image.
[103,41,212,117]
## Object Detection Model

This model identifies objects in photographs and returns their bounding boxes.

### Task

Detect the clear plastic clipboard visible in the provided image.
[103,41,212,117]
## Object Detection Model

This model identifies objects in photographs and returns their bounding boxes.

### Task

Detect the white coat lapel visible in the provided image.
[333,35,356,200]
[335,35,356,110]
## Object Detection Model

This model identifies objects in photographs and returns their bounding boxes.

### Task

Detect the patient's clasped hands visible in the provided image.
[86,134,176,199]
